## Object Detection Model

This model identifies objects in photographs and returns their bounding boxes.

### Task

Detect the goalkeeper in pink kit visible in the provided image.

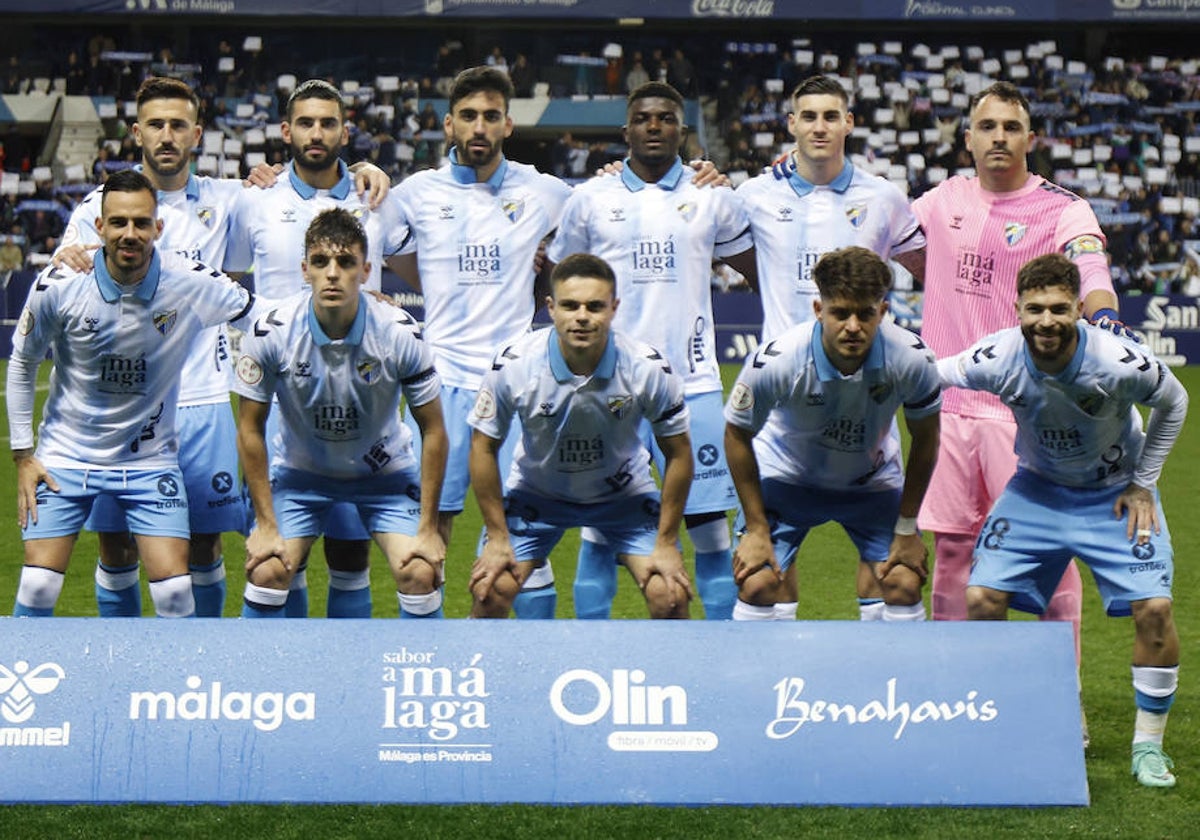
[912,82,1132,662]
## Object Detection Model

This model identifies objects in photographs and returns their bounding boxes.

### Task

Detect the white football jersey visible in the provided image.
[391,154,572,390]
[226,161,408,299]
[9,250,255,468]
[737,160,924,342]
[547,159,752,395]
[469,328,689,503]
[725,318,941,491]
[233,292,440,480]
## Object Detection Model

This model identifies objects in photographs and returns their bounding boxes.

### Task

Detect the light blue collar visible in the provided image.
[811,320,884,381]
[619,157,685,192]
[308,292,367,346]
[94,248,162,303]
[788,159,854,198]
[287,159,352,200]
[1025,324,1087,382]
[548,329,618,382]
[135,163,202,201]
[449,147,509,191]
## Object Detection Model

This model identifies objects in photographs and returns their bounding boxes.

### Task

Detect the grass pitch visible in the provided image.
[0,362,1195,837]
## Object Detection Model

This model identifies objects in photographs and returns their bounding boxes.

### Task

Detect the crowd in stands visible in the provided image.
[1,27,1199,296]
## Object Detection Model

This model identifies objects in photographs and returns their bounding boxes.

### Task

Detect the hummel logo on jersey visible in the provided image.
[1004,222,1026,246]
[609,208,626,222]
[846,203,868,229]
[83,316,100,332]
[254,310,284,337]
[950,215,964,229]
[196,206,215,228]
[281,208,298,224]
[294,361,312,378]
[776,207,793,222]
[1119,347,1152,372]
[0,661,66,724]
[153,310,178,336]
[438,206,455,220]
[806,392,825,406]
[502,198,525,223]
[971,345,997,364]
[492,346,519,370]
[537,401,556,416]
[677,202,696,222]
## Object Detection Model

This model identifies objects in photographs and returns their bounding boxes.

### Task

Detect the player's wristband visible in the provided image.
[893,515,918,536]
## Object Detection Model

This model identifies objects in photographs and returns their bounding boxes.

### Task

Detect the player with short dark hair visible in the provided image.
[545,81,757,620]
[388,65,573,619]
[724,246,941,621]
[9,170,262,617]
[467,252,694,619]
[234,209,448,619]
[941,253,1186,788]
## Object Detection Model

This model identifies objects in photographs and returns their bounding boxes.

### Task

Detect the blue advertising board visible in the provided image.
[0,619,1086,806]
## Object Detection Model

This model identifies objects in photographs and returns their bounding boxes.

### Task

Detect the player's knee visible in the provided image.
[472,574,517,618]
[148,574,195,618]
[737,568,780,606]
[965,585,1007,620]
[879,566,923,605]
[1131,598,1176,646]
[643,575,689,619]
[16,566,65,611]
[246,556,291,590]
[394,557,438,593]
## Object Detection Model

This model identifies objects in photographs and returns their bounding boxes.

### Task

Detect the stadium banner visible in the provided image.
[1,0,1198,22]
[712,291,1200,365]
[0,618,1086,806]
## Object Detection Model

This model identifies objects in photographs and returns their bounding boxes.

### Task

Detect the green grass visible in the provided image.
[0,362,1196,836]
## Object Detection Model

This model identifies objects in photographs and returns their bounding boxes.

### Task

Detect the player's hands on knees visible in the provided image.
[398,528,447,583]
[14,454,57,528]
[245,525,287,574]
[469,536,517,600]
[877,533,929,584]
[643,541,694,605]
[243,162,284,190]
[1114,483,1159,545]
[51,243,98,274]
[731,526,782,585]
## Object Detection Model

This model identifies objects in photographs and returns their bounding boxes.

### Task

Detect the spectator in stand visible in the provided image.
[510,53,536,98]
[625,53,650,94]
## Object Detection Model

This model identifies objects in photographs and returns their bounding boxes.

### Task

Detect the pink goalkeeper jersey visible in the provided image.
[913,174,1113,420]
